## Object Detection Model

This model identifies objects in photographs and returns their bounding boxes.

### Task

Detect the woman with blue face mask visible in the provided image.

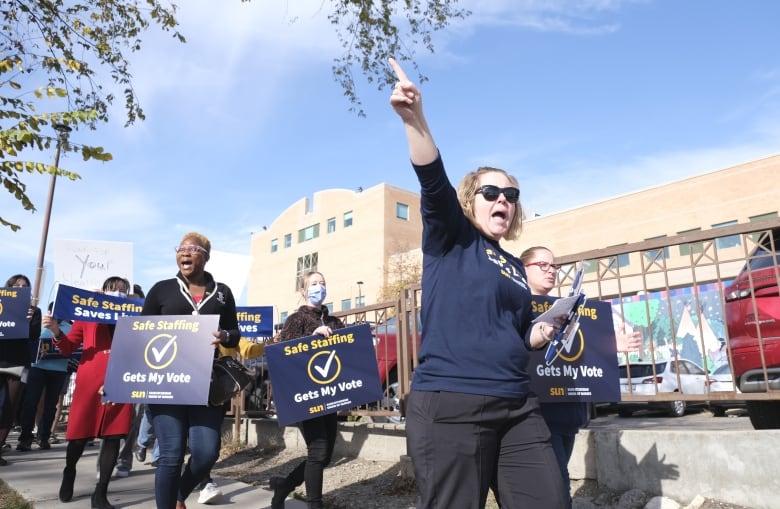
[268,271,345,509]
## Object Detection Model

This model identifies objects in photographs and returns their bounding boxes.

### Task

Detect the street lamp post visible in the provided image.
[31,124,71,307]
[356,281,364,308]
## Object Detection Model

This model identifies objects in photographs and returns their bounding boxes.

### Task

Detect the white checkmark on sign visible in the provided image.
[151,336,177,363]
[313,350,337,378]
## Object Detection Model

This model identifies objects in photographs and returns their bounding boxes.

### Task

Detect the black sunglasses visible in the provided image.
[476,185,520,204]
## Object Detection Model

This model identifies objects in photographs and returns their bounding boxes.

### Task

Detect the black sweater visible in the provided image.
[142,271,240,353]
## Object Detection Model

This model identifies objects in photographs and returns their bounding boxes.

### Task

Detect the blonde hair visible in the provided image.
[456,167,523,241]
[520,246,552,264]
[300,271,325,292]
[180,232,211,256]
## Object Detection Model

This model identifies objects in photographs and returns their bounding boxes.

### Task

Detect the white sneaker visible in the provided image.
[197,482,222,504]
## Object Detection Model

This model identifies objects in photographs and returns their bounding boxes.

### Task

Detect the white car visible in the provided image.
[706,363,746,417]
[617,359,708,417]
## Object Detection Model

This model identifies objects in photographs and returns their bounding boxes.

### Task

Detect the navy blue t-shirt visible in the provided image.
[410,155,535,400]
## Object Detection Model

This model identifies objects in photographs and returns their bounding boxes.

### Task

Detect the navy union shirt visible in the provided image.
[411,155,535,400]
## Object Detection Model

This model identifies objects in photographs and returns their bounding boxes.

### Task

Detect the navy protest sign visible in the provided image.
[52,283,143,324]
[0,286,32,340]
[236,306,273,338]
[265,323,382,426]
[528,296,620,403]
[102,315,218,405]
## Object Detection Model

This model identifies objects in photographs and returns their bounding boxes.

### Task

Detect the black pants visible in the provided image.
[19,367,68,444]
[282,412,338,507]
[405,390,566,509]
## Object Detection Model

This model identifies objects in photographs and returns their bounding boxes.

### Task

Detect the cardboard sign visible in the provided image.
[52,284,143,324]
[528,296,620,403]
[0,286,32,340]
[54,239,133,291]
[265,323,382,426]
[102,315,218,405]
[236,306,273,338]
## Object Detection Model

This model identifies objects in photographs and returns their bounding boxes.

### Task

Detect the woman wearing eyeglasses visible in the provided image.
[42,276,134,509]
[521,246,641,508]
[389,58,566,509]
[142,232,240,509]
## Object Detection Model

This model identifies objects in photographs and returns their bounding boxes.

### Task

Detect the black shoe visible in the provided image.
[16,441,32,452]
[269,476,289,509]
[133,444,146,462]
[38,440,51,450]
[60,466,76,502]
[91,486,115,509]
[150,460,158,467]
[0,456,7,466]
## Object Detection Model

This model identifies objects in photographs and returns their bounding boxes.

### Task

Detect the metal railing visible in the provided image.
[227,219,780,425]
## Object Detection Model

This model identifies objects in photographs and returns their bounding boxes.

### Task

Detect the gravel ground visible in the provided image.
[211,444,753,509]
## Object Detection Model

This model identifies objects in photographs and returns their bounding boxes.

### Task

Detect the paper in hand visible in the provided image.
[532,295,582,324]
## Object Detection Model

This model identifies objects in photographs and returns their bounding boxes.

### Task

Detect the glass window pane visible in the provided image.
[396,202,409,220]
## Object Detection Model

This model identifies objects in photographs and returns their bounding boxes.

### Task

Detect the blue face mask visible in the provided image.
[105,290,127,298]
[307,285,327,306]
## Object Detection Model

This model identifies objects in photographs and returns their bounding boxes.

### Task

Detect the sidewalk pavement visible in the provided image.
[0,432,306,509]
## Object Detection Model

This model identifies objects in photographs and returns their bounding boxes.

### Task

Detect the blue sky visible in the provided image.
[2,0,779,301]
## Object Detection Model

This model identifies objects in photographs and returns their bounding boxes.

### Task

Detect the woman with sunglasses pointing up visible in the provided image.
[389,57,566,509]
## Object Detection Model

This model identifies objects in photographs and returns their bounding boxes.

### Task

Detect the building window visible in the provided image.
[284,233,292,248]
[749,212,778,222]
[608,253,630,270]
[279,311,288,324]
[749,212,778,242]
[325,303,334,314]
[644,235,669,264]
[297,223,320,243]
[270,239,278,253]
[341,298,352,311]
[396,202,409,220]
[713,220,741,250]
[343,211,353,228]
[327,217,336,233]
[295,252,319,291]
[355,296,365,308]
[678,228,703,257]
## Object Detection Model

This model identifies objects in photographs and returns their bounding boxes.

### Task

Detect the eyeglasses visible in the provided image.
[526,261,561,272]
[476,185,520,204]
[175,245,207,255]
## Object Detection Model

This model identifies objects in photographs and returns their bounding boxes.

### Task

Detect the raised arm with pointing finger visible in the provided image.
[388,58,438,166]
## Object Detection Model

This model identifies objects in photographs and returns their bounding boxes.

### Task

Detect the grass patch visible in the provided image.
[0,478,33,509]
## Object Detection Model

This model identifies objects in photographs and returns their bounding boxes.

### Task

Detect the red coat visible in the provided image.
[54,321,133,440]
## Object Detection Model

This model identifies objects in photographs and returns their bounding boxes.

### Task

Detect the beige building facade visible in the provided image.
[248,154,780,323]
[247,184,422,324]
[505,153,780,259]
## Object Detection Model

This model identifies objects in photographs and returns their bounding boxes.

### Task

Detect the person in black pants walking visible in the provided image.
[268,271,345,509]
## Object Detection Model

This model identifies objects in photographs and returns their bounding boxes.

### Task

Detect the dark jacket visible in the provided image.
[277,305,345,342]
[142,271,240,353]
